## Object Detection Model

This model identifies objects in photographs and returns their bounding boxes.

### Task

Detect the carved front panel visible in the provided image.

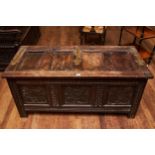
[19,85,48,105]
[96,83,137,106]
[62,85,92,107]
[11,79,146,118]
[107,86,134,105]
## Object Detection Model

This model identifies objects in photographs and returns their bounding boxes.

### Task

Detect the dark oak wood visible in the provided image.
[2,45,153,118]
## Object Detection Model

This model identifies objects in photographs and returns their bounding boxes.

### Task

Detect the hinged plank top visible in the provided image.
[2,46,153,79]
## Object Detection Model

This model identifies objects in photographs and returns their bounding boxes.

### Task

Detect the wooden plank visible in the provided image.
[2,70,153,78]
[0,80,12,125]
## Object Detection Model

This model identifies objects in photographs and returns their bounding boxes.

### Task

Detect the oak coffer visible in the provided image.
[2,46,153,118]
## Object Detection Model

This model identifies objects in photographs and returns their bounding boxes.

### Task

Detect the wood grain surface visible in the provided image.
[0,26,155,128]
[3,46,152,78]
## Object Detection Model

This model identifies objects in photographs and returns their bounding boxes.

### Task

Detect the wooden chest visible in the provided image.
[2,46,153,118]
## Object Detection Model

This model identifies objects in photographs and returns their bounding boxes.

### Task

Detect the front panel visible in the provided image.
[8,79,146,117]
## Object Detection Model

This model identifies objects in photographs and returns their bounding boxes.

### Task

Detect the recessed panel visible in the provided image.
[62,85,92,106]
[107,86,134,105]
[103,51,137,71]
[19,85,48,105]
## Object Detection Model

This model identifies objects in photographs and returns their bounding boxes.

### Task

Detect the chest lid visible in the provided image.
[3,46,153,79]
